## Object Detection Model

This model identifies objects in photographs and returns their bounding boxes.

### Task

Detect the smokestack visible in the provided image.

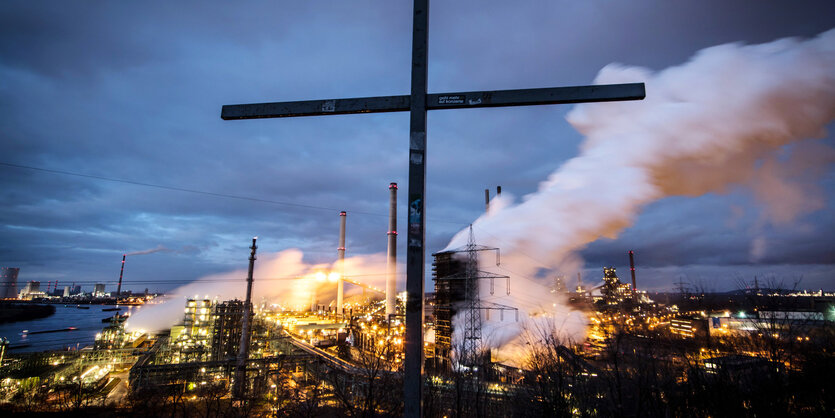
[386,183,398,317]
[234,237,257,400]
[484,189,490,212]
[117,254,126,297]
[337,211,346,316]
[577,272,583,289]
[629,250,637,296]
[497,186,501,196]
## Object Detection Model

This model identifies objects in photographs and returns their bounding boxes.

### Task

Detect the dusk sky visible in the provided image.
[2,1,834,295]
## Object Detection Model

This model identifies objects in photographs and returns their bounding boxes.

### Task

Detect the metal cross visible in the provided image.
[221,1,644,416]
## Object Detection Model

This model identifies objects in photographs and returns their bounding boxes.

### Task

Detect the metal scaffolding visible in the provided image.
[433,226,517,370]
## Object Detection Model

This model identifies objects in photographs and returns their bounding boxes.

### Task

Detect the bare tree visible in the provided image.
[195,381,230,418]
[328,339,403,417]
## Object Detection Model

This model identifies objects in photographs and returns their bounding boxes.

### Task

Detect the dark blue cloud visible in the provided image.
[1,0,833,293]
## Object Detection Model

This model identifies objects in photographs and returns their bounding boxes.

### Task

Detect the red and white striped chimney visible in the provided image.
[117,254,126,297]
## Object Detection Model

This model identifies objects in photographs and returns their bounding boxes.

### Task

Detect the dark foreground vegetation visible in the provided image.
[2,282,833,417]
[1,318,833,417]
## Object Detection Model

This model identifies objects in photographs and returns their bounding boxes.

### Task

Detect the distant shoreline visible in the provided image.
[0,303,56,324]
[3,298,147,306]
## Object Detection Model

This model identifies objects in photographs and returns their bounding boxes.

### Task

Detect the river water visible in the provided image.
[0,304,145,353]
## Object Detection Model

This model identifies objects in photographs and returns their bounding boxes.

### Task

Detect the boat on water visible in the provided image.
[76,305,90,309]
[101,314,129,323]
[102,307,121,312]
[26,327,79,335]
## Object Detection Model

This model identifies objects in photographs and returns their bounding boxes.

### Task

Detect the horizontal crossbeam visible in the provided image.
[221,83,645,120]
[428,83,645,110]
[222,95,410,119]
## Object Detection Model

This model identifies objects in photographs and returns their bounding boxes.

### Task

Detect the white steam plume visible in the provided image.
[126,245,170,256]
[446,29,835,357]
[127,249,395,332]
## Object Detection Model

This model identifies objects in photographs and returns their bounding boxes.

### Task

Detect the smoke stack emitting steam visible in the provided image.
[117,246,168,295]
[446,29,835,356]
[117,254,126,296]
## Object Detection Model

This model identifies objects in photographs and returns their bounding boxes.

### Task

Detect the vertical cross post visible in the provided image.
[405,1,428,416]
[220,1,644,413]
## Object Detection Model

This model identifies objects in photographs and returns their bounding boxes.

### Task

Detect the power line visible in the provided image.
[3,273,409,287]
[0,161,470,225]
[0,161,388,217]
[472,225,553,271]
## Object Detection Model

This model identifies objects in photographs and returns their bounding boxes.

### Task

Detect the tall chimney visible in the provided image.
[577,272,583,288]
[629,250,637,295]
[117,254,126,297]
[337,211,347,316]
[234,237,257,400]
[484,189,490,212]
[386,183,398,317]
[496,185,501,196]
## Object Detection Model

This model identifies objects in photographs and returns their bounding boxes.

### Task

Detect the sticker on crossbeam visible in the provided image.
[437,95,465,105]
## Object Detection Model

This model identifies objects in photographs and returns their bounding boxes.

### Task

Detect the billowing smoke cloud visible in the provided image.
[446,29,835,357]
[127,249,394,332]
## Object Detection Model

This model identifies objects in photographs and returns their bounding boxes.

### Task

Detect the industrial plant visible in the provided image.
[1,181,833,417]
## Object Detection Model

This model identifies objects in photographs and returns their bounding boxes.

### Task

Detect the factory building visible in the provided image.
[670,316,709,339]
[93,283,107,298]
[168,299,248,363]
[211,299,244,362]
[599,267,634,306]
[1,267,19,299]
[431,250,467,371]
[173,299,214,362]
[18,280,46,300]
